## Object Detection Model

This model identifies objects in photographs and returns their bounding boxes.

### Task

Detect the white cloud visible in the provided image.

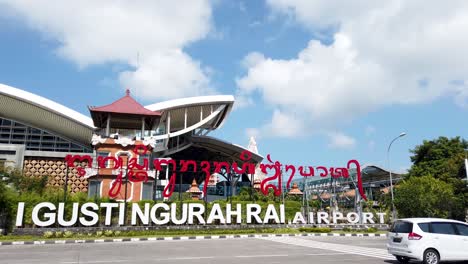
[119,50,215,100]
[327,132,356,150]
[238,0,468,137]
[0,0,214,100]
[265,109,304,137]
[245,109,304,138]
[241,52,266,69]
[237,35,389,122]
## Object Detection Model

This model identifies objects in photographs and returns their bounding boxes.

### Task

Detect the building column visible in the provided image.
[141,117,145,139]
[106,114,111,136]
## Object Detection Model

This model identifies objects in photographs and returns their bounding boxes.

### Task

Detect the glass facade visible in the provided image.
[0,117,92,153]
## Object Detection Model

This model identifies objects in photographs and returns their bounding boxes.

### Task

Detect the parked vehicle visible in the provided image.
[387,218,468,263]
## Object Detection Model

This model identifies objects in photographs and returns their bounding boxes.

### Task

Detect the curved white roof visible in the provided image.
[0,83,95,128]
[145,95,235,134]
[0,84,238,146]
[0,83,95,145]
[145,95,234,112]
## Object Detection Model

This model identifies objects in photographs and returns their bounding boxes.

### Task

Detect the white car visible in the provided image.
[387,218,468,263]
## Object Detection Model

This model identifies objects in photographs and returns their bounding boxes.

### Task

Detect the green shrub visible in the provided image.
[104,230,114,237]
[63,231,74,238]
[364,227,378,233]
[54,231,63,238]
[95,231,103,237]
[298,227,331,233]
[340,227,378,233]
[43,231,54,238]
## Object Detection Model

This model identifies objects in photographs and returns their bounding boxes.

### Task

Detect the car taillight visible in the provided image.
[408,232,422,240]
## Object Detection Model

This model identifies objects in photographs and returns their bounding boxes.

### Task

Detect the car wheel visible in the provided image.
[423,249,439,264]
[396,256,410,263]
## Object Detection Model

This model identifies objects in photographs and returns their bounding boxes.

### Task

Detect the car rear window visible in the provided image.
[390,221,413,233]
[418,223,430,232]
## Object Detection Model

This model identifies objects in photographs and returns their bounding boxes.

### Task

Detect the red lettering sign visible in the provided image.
[66,144,367,200]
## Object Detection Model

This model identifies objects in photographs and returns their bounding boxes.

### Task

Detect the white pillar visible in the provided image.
[141,117,145,139]
[200,106,203,121]
[184,108,187,129]
[106,114,111,136]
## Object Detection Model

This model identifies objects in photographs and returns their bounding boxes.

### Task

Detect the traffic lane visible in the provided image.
[301,237,468,264]
[0,238,392,264]
[302,236,388,249]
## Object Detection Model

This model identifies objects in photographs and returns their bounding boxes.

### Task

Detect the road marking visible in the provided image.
[259,237,393,260]
[306,253,351,256]
[164,256,214,260]
[62,261,126,264]
[61,257,215,264]
[235,254,289,258]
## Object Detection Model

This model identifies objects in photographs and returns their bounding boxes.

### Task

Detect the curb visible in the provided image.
[0,233,387,246]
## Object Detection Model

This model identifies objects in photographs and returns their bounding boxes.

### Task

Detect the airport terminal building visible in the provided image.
[0,83,262,202]
[0,83,403,206]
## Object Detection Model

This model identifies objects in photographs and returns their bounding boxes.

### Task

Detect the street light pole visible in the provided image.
[387,132,406,221]
[281,169,285,206]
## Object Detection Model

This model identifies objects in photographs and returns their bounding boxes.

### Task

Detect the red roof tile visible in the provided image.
[90,89,161,116]
[288,183,303,195]
[186,179,202,194]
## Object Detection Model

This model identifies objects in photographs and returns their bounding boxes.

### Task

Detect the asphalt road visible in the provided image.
[0,236,458,264]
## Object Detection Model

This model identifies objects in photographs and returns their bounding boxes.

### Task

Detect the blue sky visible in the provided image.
[0,1,467,173]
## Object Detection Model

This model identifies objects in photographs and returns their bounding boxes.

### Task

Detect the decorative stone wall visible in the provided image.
[23,158,89,193]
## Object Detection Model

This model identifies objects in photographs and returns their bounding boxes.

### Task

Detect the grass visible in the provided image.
[0,227,386,242]
[0,228,299,242]
[331,230,387,234]
[0,235,37,242]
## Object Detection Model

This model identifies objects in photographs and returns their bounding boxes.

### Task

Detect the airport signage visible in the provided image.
[15,202,386,227]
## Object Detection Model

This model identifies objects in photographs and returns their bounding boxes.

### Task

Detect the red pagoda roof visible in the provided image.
[288,183,303,195]
[186,179,202,194]
[89,89,161,116]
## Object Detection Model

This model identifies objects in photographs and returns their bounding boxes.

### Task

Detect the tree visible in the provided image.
[408,136,467,182]
[394,176,458,218]
[3,168,48,195]
[0,176,19,234]
[406,136,467,219]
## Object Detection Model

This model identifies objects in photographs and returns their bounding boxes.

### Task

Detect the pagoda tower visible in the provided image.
[288,183,303,195]
[86,89,161,202]
[186,178,202,200]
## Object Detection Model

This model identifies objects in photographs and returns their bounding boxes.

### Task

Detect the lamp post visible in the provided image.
[281,169,285,206]
[387,132,406,221]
